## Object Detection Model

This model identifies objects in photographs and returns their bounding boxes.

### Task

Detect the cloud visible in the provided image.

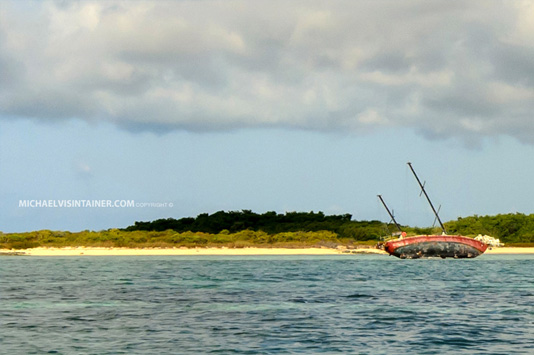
[73,160,93,179]
[2,1,534,143]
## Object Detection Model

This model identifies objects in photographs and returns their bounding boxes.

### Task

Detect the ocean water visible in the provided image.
[1,254,533,354]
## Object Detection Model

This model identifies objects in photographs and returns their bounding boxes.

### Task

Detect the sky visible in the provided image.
[2,0,534,232]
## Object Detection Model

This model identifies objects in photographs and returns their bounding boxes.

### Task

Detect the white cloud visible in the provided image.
[357,110,387,126]
[2,0,534,143]
[73,160,93,179]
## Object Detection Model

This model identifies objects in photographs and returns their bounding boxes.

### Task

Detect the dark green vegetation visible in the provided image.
[1,211,533,249]
[125,211,387,240]
[0,229,344,250]
[445,213,534,244]
[0,211,386,250]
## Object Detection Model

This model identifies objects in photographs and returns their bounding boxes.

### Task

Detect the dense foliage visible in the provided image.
[124,210,388,241]
[0,229,353,250]
[445,213,534,243]
[2,211,534,250]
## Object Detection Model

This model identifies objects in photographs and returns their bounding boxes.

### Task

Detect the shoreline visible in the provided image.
[484,247,534,254]
[2,247,344,256]
[1,246,533,256]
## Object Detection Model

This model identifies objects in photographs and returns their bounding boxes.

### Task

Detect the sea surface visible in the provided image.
[1,254,533,354]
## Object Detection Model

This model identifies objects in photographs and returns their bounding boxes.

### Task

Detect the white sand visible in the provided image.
[11,247,341,256]
[484,247,534,254]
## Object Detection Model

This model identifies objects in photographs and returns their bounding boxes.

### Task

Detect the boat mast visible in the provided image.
[407,162,447,234]
[377,195,402,233]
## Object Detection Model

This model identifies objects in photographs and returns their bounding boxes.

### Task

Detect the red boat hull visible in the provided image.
[384,235,488,259]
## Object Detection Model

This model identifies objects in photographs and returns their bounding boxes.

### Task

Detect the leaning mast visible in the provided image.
[407,162,447,234]
[377,194,402,233]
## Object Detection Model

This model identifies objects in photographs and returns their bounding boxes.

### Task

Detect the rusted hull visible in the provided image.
[384,235,488,259]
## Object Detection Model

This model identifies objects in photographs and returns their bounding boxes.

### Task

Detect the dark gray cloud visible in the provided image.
[2,1,534,143]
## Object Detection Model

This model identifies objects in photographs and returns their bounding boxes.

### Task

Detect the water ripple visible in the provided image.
[1,255,533,354]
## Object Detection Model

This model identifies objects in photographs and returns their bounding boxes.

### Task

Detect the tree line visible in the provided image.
[0,229,346,250]
[445,213,534,244]
[124,210,388,241]
[2,211,533,249]
[124,210,534,244]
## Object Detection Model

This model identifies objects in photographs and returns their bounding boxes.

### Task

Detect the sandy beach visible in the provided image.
[484,247,534,254]
[4,247,342,256]
[1,246,532,256]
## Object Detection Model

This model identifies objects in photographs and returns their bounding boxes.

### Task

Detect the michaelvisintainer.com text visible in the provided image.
[19,200,135,208]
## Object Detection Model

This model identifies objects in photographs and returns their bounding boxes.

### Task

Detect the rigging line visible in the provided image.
[432,205,442,228]
[377,195,402,232]
[407,162,447,234]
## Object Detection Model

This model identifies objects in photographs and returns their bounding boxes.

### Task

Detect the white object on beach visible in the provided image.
[475,234,504,247]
